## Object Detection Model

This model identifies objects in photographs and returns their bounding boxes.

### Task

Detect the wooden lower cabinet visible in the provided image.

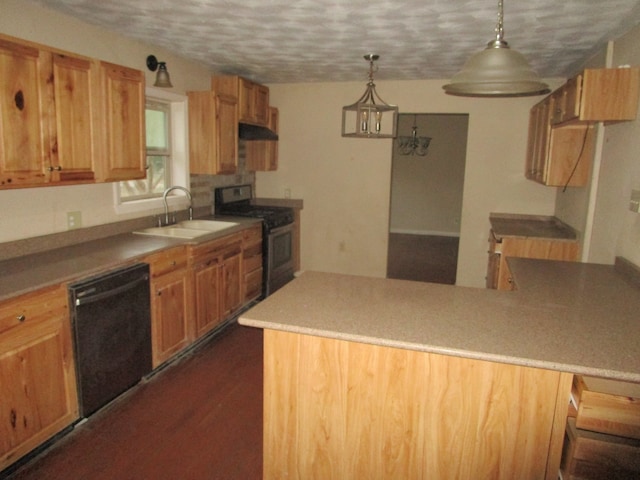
[487,229,579,290]
[190,233,243,340]
[0,284,79,471]
[145,229,255,368]
[263,329,572,480]
[144,246,192,368]
[242,224,263,303]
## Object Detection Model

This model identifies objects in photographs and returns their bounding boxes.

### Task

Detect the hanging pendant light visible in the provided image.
[342,54,398,138]
[397,115,431,156]
[443,0,549,97]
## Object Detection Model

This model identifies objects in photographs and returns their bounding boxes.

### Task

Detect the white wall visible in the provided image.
[259,79,563,287]
[0,0,212,242]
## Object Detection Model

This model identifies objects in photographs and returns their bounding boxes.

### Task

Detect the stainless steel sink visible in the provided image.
[133,220,239,239]
[133,227,213,239]
[176,220,239,231]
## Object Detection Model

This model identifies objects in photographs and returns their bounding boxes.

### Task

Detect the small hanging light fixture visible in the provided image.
[442,0,549,97]
[146,55,173,88]
[397,115,431,156]
[342,54,398,138]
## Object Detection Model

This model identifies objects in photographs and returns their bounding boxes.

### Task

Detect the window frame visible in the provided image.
[113,87,189,216]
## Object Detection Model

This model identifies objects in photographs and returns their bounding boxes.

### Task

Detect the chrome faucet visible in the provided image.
[162,186,193,225]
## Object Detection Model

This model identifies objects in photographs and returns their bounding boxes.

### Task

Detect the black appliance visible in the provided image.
[215,184,295,297]
[68,263,152,417]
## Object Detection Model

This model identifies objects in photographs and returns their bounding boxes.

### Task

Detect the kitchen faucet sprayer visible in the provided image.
[162,186,193,225]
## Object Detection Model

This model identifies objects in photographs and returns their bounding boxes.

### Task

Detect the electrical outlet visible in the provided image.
[284,188,291,199]
[67,211,82,230]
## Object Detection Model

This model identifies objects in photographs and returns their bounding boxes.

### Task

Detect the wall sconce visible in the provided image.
[146,55,173,88]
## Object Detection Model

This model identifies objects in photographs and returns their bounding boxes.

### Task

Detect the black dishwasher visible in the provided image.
[68,263,152,417]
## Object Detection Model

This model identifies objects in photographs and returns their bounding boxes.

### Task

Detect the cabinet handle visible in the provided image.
[17,314,25,322]
[47,166,62,172]
[157,291,162,296]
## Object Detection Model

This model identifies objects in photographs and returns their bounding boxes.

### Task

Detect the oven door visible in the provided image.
[266,223,295,296]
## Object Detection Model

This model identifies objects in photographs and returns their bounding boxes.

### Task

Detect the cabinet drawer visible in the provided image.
[572,375,640,439]
[0,285,67,335]
[561,417,640,479]
[190,233,243,263]
[242,224,262,244]
[244,268,263,301]
[244,253,262,274]
[145,246,188,278]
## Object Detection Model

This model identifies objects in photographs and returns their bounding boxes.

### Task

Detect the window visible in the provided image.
[119,100,171,201]
[114,88,188,215]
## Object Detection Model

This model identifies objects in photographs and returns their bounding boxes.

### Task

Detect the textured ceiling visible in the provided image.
[29,0,640,84]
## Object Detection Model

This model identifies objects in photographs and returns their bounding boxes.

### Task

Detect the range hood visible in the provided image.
[239,123,278,141]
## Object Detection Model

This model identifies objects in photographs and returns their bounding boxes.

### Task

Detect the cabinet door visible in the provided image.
[216,93,238,174]
[51,54,97,182]
[193,258,222,339]
[253,83,270,126]
[221,251,242,318]
[98,61,145,181]
[0,285,79,471]
[188,91,237,175]
[545,124,595,187]
[150,268,191,368]
[525,98,550,184]
[580,68,640,122]
[0,37,51,187]
[238,78,254,123]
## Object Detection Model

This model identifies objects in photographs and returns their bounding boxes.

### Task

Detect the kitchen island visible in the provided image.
[238,260,640,479]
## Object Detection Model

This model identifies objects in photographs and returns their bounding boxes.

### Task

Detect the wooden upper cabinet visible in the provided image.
[96,61,146,182]
[188,91,238,175]
[525,67,637,187]
[211,75,270,126]
[246,106,279,171]
[0,36,53,187]
[51,54,98,182]
[237,77,269,126]
[551,68,640,125]
[527,95,595,188]
[0,33,145,188]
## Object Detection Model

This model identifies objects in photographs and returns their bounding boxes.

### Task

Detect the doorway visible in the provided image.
[386,113,468,285]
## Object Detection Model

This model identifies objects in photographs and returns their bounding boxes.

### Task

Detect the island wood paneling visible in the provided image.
[263,329,572,480]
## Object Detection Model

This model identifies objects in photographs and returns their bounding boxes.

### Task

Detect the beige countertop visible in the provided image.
[239,259,640,383]
[489,212,577,241]
[0,216,261,302]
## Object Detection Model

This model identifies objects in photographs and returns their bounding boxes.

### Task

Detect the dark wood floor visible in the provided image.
[6,322,263,480]
[387,233,459,285]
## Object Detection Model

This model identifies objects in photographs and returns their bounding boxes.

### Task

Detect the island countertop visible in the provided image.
[238,260,640,383]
